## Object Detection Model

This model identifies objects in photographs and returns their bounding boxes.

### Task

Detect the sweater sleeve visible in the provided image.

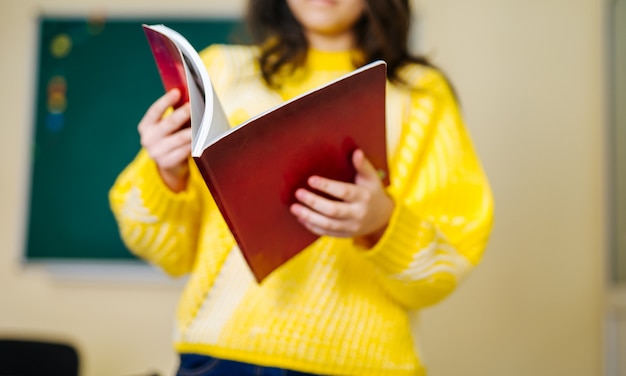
[108,149,209,277]
[108,45,251,278]
[360,69,494,309]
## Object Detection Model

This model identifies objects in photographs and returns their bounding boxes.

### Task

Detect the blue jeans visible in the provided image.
[176,354,322,376]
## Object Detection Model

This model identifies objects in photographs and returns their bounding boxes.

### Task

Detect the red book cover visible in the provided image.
[194,63,389,283]
[143,24,389,283]
[143,26,188,108]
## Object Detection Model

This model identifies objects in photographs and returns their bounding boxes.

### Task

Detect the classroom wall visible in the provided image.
[0,0,607,375]
[415,0,607,375]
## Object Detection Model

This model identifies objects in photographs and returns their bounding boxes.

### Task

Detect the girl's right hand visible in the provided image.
[138,89,192,192]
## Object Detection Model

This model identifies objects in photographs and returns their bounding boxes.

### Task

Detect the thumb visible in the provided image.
[352,149,380,185]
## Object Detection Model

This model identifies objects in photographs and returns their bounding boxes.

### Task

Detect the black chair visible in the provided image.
[0,339,79,376]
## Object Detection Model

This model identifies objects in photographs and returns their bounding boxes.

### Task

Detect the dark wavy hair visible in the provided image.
[246,0,434,88]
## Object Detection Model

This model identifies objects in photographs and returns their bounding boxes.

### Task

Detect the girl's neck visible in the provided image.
[304,30,356,52]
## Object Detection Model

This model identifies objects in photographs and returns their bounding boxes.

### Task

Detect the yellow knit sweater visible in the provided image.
[109,45,494,375]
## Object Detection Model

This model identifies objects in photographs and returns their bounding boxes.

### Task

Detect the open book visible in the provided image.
[143,24,389,283]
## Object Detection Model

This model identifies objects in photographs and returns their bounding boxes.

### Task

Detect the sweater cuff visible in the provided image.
[360,204,437,277]
[133,150,201,220]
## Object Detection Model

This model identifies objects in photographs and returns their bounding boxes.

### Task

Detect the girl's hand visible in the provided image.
[290,149,394,247]
[138,89,192,192]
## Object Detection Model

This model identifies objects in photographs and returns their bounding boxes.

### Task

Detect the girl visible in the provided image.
[109,0,494,375]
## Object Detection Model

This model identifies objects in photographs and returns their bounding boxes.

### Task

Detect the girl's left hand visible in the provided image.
[290,149,394,247]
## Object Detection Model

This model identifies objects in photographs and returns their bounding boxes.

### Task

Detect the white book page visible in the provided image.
[145,24,230,157]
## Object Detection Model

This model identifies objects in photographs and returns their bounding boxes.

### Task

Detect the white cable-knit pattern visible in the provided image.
[119,187,157,224]
[391,234,473,282]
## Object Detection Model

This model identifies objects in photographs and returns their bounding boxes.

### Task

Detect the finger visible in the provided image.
[155,127,192,155]
[147,128,192,167]
[158,143,192,170]
[162,126,193,151]
[290,202,357,235]
[294,188,355,219]
[306,175,362,202]
[140,104,191,146]
[139,89,182,130]
[300,221,352,238]
[141,110,190,148]
[160,103,191,133]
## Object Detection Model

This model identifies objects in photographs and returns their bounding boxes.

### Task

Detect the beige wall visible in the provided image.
[0,0,607,375]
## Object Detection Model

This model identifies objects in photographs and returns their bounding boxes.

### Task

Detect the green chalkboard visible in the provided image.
[26,16,245,262]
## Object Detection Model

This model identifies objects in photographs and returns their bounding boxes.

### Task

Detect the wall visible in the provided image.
[0,0,606,375]
[415,0,607,375]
